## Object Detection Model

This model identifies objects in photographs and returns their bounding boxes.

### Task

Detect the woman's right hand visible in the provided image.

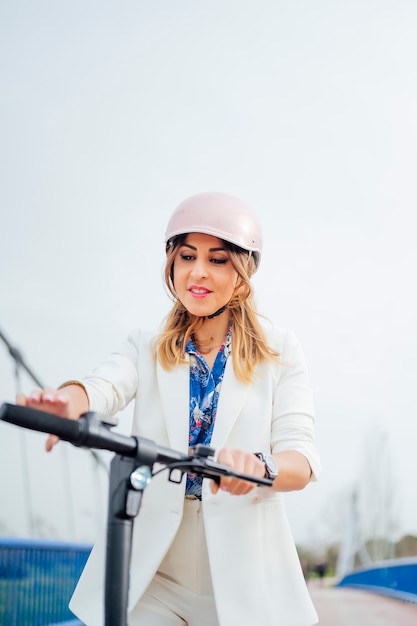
[16,385,89,452]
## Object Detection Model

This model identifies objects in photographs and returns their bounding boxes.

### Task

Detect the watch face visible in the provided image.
[254,452,278,479]
[265,454,278,479]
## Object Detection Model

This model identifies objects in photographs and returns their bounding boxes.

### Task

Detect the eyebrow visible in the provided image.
[180,243,226,252]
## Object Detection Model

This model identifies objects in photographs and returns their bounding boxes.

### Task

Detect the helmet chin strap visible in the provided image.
[207,304,228,320]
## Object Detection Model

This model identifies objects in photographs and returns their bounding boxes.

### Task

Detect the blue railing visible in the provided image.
[0,537,91,626]
[336,557,417,604]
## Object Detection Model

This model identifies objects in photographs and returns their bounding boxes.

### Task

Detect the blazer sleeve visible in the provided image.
[270,329,321,481]
[79,328,143,415]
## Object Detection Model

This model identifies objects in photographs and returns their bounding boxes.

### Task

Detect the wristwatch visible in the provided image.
[254,452,278,480]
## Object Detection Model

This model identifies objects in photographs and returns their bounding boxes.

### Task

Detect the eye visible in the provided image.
[210,257,228,265]
[180,253,195,261]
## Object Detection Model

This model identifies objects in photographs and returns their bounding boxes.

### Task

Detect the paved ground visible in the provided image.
[308,581,417,625]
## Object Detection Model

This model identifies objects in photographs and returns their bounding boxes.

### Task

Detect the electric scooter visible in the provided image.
[0,403,272,625]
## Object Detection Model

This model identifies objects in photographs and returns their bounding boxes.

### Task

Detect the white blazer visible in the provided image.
[70,325,321,625]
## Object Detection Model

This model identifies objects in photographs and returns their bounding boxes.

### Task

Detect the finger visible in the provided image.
[216,447,235,467]
[16,393,28,406]
[40,388,68,404]
[216,449,242,493]
[218,477,253,496]
[24,388,71,418]
[27,388,44,402]
[225,450,262,495]
[45,434,60,452]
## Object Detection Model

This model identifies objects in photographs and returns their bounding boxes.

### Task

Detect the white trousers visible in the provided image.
[129,499,220,625]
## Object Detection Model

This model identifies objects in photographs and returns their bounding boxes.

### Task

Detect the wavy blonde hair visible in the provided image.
[155,235,279,383]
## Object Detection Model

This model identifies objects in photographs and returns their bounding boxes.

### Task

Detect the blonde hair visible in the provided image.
[155,236,279,383]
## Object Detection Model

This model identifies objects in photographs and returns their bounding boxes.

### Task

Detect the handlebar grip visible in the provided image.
[0,403,81,442]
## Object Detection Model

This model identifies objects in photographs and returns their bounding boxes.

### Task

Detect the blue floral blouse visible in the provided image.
[185,325,232,499]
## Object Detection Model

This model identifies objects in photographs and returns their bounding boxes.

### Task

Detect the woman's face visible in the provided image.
[173,232,239,318]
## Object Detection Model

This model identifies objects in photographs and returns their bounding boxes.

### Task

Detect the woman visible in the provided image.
[18,192,321,625]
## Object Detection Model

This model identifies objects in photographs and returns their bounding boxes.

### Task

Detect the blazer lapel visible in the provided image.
[156,358,190,454]
[210,360,249,451]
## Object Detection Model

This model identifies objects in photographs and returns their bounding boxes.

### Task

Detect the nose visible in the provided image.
[190,258,208,279]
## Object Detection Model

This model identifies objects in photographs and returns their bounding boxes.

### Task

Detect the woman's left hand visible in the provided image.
[210,448,265,495]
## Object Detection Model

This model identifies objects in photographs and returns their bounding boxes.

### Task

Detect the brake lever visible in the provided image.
[163,453,273,488]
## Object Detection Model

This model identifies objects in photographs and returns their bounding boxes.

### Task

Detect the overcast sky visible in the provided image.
[1,0,416,550]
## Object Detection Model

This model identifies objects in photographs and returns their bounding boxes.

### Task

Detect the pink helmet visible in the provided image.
[165,192,262,269]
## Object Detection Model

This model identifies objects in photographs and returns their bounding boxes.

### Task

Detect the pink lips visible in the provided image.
[188,285,212,299]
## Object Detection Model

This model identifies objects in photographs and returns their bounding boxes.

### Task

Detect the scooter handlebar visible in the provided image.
[0,402,138,456]
[0,403,273,487]
[0,402,82,441]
